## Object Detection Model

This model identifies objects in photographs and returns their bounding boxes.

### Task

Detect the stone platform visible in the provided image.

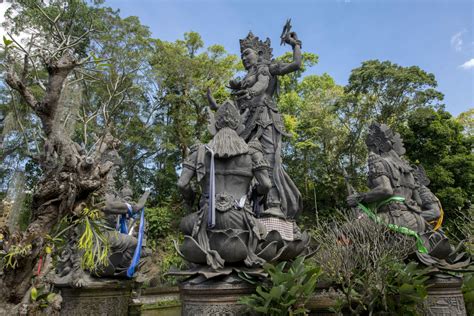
[179,278,255,316]
[423,274,467,316]
[54,278,133,316]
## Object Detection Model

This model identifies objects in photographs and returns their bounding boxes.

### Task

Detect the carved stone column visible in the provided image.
[423,275,467,316]
[179,279,255,316]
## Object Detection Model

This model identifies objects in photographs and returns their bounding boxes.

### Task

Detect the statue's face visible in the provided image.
[241,48,258,69]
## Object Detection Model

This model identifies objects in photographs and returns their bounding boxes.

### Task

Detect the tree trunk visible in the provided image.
[1,53,116,303]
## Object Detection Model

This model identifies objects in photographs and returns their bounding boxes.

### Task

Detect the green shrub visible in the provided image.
[240,256,321,315]
[146,203,186,244]
[312,213,430,315]
[463,273,474,315]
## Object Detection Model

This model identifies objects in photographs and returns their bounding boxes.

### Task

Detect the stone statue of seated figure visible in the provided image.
[175,97,312,279]
[96,184,150,278]
[178,100,272,270]
[347,123,470,270]
[55,183,150,287]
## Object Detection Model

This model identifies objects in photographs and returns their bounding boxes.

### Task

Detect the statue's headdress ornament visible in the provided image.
[366,122,394,154]
[240,32,273,62]
[215,100,241,131]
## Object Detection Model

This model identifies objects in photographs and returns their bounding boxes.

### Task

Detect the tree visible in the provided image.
[332,60,446,193]
[401,107,473,213]
[281,73,350,215]
[0,0,153,303]
[344,59,444,126]
[149,32,239,203]
[457,108,474,137]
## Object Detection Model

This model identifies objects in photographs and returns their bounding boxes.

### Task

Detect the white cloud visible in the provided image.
[451,31,465,52]
[460,58,474,70]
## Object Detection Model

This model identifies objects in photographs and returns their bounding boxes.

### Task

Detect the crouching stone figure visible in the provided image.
[177,100,272,270]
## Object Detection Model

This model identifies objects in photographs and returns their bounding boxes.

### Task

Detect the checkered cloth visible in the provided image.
[258,217,294,241]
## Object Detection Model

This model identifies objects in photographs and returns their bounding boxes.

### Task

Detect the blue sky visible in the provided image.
[107,0,473,116]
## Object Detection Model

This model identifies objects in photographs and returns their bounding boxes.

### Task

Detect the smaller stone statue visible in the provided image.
[96,183,150,278]
[55,181,150,287]
[347,122,470,270]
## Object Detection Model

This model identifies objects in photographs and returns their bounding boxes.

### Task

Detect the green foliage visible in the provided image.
[1,243,32,269]
[457,109,474,136]
[149,233,185,285]
[312,214,428,315]
[384,262,429,315]
[30,285,57,309]
[240,257,321,315]
[401,107,473,213]
[344,59,443,126]
[146,204,185,246]
[76,208,109,270]
[462,273,474,315]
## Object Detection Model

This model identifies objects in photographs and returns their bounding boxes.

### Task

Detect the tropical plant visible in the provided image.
[240,256,321,315]
[312,212,429,315]
[462,272,474,315]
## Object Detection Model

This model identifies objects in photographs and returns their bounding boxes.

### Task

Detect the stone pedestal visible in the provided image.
[55,278,133,316]
[179,279,255,316]
[307,287,346,316]
[423,275,467,316]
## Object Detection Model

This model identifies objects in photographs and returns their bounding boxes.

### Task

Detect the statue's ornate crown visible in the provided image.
[240,32,273,62]
[366,122,393,153]
[215,100,241,130]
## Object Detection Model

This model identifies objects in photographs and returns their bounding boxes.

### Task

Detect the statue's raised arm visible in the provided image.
[270,30,302,76]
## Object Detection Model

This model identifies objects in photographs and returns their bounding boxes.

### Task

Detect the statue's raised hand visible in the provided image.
[284,32,302,48]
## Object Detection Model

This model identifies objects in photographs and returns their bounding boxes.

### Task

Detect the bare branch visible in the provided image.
[5,64,39,110]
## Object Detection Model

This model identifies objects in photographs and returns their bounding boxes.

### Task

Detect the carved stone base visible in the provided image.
[423,275,467,316]
[55,278,133,316]
[179,278,255,316]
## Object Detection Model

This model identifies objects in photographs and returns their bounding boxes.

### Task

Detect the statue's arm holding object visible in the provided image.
[102,190,150,215]
[347,175,393,207]
[270,32,302,76]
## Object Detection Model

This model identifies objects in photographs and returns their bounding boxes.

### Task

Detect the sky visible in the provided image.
[105,0,473,116]
[1,0,473,116]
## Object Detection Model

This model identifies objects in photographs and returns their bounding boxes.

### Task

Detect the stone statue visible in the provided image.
[95,183,150,278]
[224,20,303,220]
[175,98,310,279]
[55,169,150,286]
[347,122,470,269]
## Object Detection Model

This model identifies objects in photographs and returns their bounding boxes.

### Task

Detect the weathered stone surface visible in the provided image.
[423,275,467,316]
[347,122,470,270]
[179,280,255,316]
[55,279,132,316]
[175,23,312,280]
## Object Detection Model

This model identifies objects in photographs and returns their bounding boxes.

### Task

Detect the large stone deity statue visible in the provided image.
[347,123,470,269]
[226,22,303,220]
[176,98,310,278]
